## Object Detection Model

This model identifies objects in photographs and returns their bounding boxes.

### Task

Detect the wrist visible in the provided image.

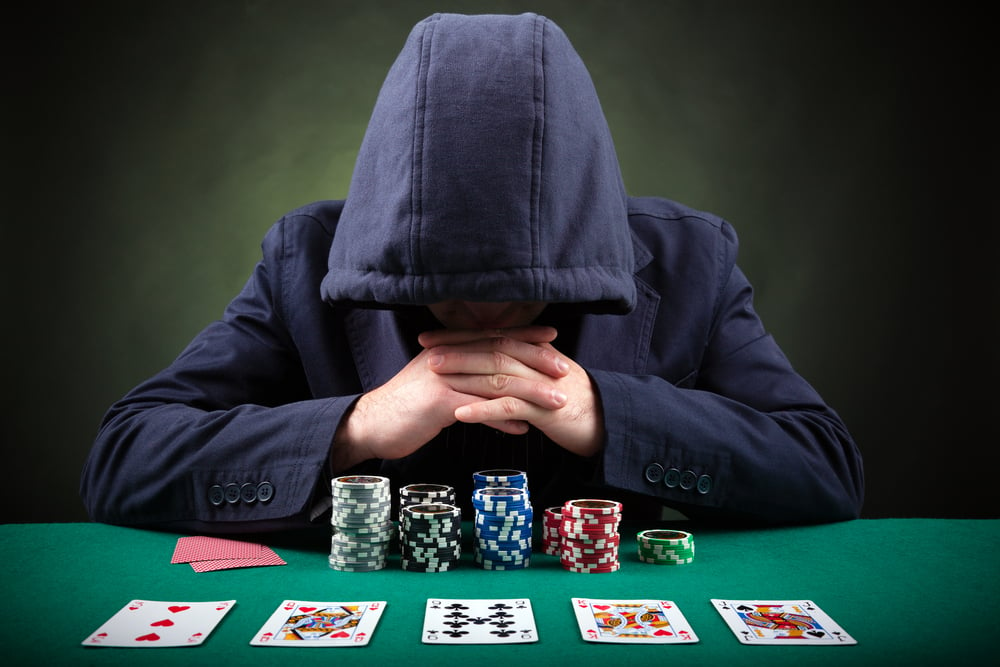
[329,397,374,473]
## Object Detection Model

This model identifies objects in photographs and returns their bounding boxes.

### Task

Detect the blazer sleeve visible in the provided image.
[80,216,359,533]
[592,235,864,525]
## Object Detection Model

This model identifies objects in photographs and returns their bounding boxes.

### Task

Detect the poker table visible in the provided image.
[2,519,997,665]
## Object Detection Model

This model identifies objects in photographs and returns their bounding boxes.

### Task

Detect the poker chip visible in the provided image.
[472,487,530,510]
[399,502,462,572]
[329,476,393,571]
[563,499,622,517]
[636,529,695,565]
[471,469,532,570]
[473,469,529,491]
[399,483,456,514]
[558,498,622,574]
[333,475,391,490]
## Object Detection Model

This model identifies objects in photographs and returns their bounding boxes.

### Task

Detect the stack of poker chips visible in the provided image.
[399,503,462,572]
[399,483,456,515]
[542,506,563,555]
[636,529,695,565]
[471,487,533,570]
[329,475,394,571]
[559,499,623,573]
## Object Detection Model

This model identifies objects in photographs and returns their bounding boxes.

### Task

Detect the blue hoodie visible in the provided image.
[82,13,863,531]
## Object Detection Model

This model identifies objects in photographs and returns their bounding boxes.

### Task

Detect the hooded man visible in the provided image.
[81,13,863,532]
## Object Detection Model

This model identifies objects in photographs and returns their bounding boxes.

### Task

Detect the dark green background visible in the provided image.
[4,1,993,523]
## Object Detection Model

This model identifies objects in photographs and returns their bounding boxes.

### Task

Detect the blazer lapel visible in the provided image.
[575,231,658,374]
[575,280,658,374]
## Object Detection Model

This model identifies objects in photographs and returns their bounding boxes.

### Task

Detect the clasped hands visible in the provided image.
[334,326,604,470]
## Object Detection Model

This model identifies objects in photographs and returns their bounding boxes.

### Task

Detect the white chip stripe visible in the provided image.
[560,522,619,533]
[332,535,392,544]
[476,514,532,522]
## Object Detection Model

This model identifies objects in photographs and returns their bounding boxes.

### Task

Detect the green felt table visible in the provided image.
[2,519,997,665]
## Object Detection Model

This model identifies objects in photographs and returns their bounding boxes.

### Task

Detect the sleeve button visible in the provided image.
[256,481,275,503]
[224,483,241,504]
[240,482,258,503]
[663,468,681,488]
[679,470,697,490]
[697,474,713,495]
[208,485,225,506]
[644,463,665,484]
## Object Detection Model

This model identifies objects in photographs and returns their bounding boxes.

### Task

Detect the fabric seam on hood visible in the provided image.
[530,14,546,296]
[409,14,439,302]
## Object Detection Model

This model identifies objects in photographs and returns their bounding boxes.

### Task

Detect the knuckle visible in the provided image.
[568,402,591,423]
[535,381,554,401]
[491,349,511,371]
[490,373,512,392]
[500,396,520,417]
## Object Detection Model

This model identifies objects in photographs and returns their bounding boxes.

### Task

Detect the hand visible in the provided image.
[419,327,605,458]
[331,326,572,469]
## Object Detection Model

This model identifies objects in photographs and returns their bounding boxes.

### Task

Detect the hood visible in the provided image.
[321,12,635,314]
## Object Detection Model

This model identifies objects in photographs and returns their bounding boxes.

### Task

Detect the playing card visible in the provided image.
[82,600,235,647]
[422,598,538,644]
[250,600,386,647]
[711,599,857,645]
[171,535,286,572]
[171,536,263,563]
[188,548,286,572]
[571,598,699,643]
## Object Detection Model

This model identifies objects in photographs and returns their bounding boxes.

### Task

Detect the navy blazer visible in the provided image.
[81,197,864,531]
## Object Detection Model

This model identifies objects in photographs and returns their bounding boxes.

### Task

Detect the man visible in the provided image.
[81,13,863,532]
